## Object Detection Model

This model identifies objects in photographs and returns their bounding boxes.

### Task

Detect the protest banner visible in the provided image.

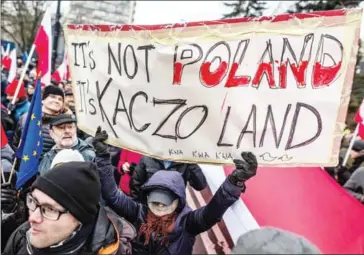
[64,9,362,166]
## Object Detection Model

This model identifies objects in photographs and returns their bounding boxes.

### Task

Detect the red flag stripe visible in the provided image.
[1,125,8,149]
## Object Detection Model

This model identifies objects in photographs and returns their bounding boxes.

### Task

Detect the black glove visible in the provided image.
[228,152,258,191]
[129,163,137,175]
[1,183,17,214]
[92,126,109,156]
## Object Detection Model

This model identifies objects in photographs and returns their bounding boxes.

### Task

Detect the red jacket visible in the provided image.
[117,150,142,195]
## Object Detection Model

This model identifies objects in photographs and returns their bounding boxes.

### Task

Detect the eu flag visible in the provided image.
[15,78,43,189]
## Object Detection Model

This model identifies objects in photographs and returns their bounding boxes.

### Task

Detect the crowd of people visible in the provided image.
[324,132,364,204]
[2,56,361,254]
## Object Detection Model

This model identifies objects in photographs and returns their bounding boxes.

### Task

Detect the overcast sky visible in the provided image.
[133,1,295,24]
[52,1,364,38]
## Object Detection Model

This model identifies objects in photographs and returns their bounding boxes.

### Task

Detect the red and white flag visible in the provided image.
[51,51,70,83]
[194,165,364,254]
[33,9,52,87]
[354,100,364,139]
[2,48,17,83]
[7,49,17,83]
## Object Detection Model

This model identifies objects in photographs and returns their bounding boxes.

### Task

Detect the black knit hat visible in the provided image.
[43,85,64,100]
[32,162,101,224]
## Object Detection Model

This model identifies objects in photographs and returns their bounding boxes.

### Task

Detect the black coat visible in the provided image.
[130,156,207,200]
[2,206,136,255]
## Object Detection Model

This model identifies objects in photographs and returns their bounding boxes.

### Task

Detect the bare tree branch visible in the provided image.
[1,0,45,51]
[1,25,22,46]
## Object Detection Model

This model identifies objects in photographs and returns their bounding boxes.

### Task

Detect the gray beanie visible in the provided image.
[51,149,85,168]
[231,227,321,254]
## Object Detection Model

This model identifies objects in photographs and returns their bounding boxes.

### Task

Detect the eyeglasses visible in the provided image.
[26,194,68,221]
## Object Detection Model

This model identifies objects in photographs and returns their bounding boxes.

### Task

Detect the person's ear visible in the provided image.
[49,128,55,140]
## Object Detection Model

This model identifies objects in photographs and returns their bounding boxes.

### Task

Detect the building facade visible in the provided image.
[63,1,136,24]
[54,1,136,68]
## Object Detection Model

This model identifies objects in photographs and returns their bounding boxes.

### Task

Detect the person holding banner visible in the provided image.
[93,127,257,255]
[130,156,207,201]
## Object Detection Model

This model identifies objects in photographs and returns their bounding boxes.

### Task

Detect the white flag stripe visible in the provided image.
[198,164,260,244]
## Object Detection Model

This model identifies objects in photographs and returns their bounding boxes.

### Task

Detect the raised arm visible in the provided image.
[130,157,147,200]
[187,164,207,191]
[184,152,258,235]
[93,127,140,222]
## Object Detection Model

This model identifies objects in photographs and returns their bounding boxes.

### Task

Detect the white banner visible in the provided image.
[64,9,362,166]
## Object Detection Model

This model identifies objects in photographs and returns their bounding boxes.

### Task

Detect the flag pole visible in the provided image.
[8,71,42,186]
[8,44,36,114]
[342,123,359,167]
[6,157,18,185]
[1,165,6,184]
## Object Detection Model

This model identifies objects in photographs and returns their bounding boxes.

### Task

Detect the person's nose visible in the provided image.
[28,207,43,224]
[65,127,73,133]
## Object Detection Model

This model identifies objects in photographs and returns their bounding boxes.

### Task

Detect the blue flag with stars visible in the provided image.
[15,77,43,189]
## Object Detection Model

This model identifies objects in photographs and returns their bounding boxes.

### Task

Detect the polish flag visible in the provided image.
[354,100,364,139]
[51,52,70,83]
[188,165,364,254]
[6,49,17,83]
[1,42,11,59]
[1,45,17,82]
[33,9,52,87]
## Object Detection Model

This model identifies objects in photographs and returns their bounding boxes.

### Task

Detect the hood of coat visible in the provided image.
[141,170,186,211]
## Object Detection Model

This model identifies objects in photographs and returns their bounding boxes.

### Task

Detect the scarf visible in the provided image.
[138,210,177,247]
[25,223,94,255]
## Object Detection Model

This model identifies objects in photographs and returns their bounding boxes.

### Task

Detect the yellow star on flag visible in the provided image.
[31,113,36,120]
[39,130,42,136]
[37,121,41,126]
[23,155,29,162]
[33,150,37,156]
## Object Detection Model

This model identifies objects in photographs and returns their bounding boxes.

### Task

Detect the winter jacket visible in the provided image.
[130,156,207,200]
[2,206,136,255]
[8,98,30,124]
[1,104,15,144]
[38,138,96,175]
[344,167,364,204]
[97,155,241,255]
[1,144,14,173]
[1,104,15,132]
[13,109,70,155]
[118,150,143,195]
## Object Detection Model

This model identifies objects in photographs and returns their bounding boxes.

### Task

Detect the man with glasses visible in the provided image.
[3,161,135,254]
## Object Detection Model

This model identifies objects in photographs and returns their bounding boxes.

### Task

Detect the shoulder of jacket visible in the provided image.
[8,221,30,247]
[104,207,137,238]
[97,207,136,255]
